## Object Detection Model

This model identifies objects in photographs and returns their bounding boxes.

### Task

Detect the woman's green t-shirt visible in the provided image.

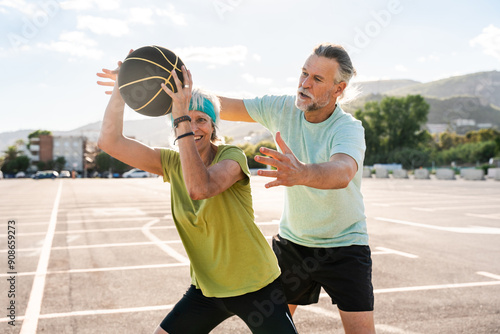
[161,145,280,298]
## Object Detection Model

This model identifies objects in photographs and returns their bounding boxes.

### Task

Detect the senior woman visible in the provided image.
[97,61,297,334]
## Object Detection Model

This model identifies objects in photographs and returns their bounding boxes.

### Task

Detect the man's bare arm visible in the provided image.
[218,97,255,122]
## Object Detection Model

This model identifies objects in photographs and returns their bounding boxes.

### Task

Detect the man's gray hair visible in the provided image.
[313,43,360,104]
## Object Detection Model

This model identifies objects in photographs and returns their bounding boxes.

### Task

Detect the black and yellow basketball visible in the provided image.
[118,46,185,117]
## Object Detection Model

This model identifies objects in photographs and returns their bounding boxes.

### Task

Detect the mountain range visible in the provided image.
[2,70,499,153]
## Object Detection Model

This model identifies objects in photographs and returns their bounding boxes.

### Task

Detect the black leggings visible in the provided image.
[159,278,297,334]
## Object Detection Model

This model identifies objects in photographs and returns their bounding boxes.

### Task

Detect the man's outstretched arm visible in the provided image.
[218,97,256,122]
[255,132,358,190]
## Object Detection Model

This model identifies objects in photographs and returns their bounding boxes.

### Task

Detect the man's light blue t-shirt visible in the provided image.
[244,95,368,247]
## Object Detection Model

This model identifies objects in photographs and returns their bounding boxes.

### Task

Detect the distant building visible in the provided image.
[426,124,448,134]
[454,119,476,127]
[53,136,86,172]
[29,135,87,172]
[477,123,493,129]
[29,134,53,166]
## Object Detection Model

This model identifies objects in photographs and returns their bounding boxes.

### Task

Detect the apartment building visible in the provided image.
[29,135,86,172]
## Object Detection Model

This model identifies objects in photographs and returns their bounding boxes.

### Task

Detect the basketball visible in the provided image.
[118,46,185,117]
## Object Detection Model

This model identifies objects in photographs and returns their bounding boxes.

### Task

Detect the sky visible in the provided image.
[1,0,500,133]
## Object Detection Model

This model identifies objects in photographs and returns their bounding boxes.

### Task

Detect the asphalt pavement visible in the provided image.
[0,176,499,333]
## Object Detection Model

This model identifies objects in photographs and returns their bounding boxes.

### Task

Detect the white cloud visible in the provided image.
[77,15,129,36]
[175,45,248,65]
[0,0,38,15]
[286,77,297,83]
[253,53,262,61]
[60,0,120,11]
[351,75,391,83]
[1,0,61,19]
[129,7,154,24]
[269,86,296,95]
[470,24,500,61]
[73,5,186,37]
[418,54,440,63]
[213,90,258,99]
[395,64,407,72]
[242,73,273,85]
[156,4,187,26]
[37,31,103,59]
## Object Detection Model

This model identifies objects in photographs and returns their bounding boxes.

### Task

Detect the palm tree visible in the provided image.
[3,145,21,162]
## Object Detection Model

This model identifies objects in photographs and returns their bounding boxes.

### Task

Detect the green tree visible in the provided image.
[434,141,497,165]
[1,155,30,174]
[433,129,500,165]
[465,128,500,143]
[495,137,500,157]
[438,132,465,150]
[1,146,26,174]
[236,140,277,169]
[355,95,430,165]
[3,145,21,161]
[54,156,67,172]
[28,130,52,139]
[388,147,431,170]
[36,161,46,171]
[27,130,52,150]
[95,152,111,172]
[95,152,130,173]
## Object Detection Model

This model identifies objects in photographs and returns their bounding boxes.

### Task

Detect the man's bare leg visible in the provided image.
[338,310,375,334]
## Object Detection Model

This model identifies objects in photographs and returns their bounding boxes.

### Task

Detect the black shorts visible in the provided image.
[272,234,374,312]
[159,278,297,334]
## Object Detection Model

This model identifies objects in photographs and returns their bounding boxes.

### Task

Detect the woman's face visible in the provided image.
[188,110,214,150]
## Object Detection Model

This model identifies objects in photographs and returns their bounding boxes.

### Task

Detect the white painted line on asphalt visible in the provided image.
[297,305,421,334]
[375,324,422,334]
[1,238,410,260]
[466,213,500,220]
[0,209,51,221]
[0,304,175,322]
[0,230,273,254]
[66,216,167,224]
[3,273,499,325]
[0,262,189,278]
[20,180,63,334]
[142,219,189,263]
[375,217,500,234]
[299,305,340,319]
[256,220,279,226]
[0,225,177,237]
[412,204,500,212]
[91,207,146,216]
[374,247,418,258]
[318,279,500,298]
[370,198,500,207]
[477,271,500,280]
[371,203,391,207]
[9,217,157,227]
[372,280,500,294]
[1,220,278,238]
[0,240,184,253]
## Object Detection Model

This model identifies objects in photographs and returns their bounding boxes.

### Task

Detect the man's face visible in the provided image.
[296,54,340,113]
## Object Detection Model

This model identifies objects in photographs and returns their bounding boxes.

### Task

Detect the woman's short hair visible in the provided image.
[171,88,223,144]
[190,87,222,143]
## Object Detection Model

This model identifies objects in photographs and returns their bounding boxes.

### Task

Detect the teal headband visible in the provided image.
[170,97,216,124]
[190,98,216,123]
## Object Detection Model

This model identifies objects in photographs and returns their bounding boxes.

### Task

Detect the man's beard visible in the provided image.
[296,87,332,112]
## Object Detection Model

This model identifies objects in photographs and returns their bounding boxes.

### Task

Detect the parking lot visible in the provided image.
[0,176,499,333]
